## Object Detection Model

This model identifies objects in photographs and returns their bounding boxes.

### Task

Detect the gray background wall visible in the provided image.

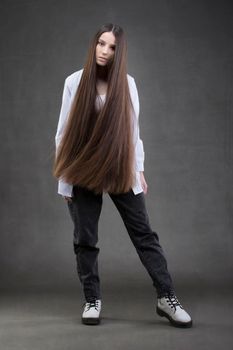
[0,0,232,295]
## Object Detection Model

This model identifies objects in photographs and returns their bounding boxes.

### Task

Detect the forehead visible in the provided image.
[98,31,116,45]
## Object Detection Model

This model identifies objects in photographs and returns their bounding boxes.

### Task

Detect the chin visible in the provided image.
[97,61,107,66]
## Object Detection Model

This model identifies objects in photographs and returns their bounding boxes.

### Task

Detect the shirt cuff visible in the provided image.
[58,179,73,197]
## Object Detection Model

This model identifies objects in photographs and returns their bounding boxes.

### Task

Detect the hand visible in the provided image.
[63,196,73,202]
[139,171,148,194]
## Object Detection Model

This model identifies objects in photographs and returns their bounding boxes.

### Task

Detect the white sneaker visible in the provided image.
[157,293,192,328]
[82,299,101,325]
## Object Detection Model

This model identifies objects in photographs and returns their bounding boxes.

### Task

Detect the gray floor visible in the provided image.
[0,282,232,350]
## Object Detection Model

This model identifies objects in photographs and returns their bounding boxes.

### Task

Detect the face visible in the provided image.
[96,31,116,66]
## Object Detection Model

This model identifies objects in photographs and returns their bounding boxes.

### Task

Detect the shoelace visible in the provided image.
[83,299,100,311]
[164,294,183,311]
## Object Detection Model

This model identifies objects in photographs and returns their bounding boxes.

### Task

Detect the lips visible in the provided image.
[99,57,107,61]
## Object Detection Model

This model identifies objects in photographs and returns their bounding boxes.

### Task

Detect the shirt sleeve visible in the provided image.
[55,78,74,197]
[131,78,145,172]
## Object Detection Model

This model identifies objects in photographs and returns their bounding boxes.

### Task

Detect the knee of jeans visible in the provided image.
[153,230,160,241]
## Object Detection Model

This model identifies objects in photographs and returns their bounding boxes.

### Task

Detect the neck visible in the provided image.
[96,65,108,81]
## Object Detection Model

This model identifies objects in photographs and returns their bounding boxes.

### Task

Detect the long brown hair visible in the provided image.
[53,23,136,195]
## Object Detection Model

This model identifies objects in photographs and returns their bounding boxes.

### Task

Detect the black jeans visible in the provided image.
[67,185,175,302]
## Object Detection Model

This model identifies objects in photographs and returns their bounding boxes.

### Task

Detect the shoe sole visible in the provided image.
[156,307,193,328]
[82,317,101,325]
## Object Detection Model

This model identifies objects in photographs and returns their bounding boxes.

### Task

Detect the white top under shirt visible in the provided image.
[95,93,106,111]
[55,68,145,197]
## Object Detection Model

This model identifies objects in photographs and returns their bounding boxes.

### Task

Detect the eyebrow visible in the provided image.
[98,39,116,47]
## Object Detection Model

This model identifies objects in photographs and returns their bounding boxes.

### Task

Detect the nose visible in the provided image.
[102,46,109,55]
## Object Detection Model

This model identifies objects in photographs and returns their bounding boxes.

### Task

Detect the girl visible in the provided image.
[53,23,192,328]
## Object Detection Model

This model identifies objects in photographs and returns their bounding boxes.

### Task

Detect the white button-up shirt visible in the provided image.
[55,68,145,197]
